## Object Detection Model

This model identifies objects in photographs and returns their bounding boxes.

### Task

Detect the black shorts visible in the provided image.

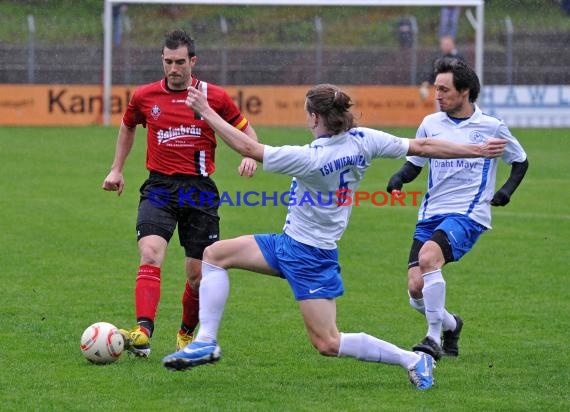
[136,172,220,259]
[407,230,454,269]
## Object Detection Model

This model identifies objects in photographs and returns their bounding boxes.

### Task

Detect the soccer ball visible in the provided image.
[80,322,124,364]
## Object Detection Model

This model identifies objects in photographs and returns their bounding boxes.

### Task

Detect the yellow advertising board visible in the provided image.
[0,84,435,127]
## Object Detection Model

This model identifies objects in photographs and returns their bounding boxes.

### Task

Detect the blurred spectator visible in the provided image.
[113,3,128,46]
[561,0,570,15]
[439,6,461,39]
[424,36,464,84]
[437,35,463,61]
[419,35,464,99]
[397,16,416,48]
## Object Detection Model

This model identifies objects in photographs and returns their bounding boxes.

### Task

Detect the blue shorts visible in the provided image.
[254,233,344,301]
[413,214,487,261]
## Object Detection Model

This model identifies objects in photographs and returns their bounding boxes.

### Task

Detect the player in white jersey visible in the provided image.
[387,58,528,361]
[162,84,506,390]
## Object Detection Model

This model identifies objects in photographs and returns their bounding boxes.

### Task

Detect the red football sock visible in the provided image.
[135,265,161,325]
[180,280,199,334]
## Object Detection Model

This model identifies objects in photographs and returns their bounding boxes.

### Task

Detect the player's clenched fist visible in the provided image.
[102,170,124,196]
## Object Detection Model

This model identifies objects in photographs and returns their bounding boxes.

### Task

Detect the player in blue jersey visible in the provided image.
[162,83,506,390]
[386,58,529,360]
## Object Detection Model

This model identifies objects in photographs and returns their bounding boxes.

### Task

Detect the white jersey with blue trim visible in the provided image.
[407,104,527,228]
[263,127,409,249]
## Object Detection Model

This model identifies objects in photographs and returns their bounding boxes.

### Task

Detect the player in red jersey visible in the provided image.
[102,29,258,357]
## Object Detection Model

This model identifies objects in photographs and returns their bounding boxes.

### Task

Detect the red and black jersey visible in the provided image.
[123,76,249,176]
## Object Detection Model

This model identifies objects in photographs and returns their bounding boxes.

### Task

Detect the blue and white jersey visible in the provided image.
[263,127,409,249]
[407,104,527,228]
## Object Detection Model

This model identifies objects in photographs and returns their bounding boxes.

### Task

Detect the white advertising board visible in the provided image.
[480,86,570,128]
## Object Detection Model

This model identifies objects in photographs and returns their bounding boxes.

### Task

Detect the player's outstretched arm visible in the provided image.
[186,88,264,162]
[238,126,259,177]
[408,137,506,159]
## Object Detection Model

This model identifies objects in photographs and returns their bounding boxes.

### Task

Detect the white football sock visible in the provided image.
[442,311,457,332]
[338,332,420,369]
[422,269,446,345]
[194,261,229,343]
[410,290,457,332]
[408,291,425,314]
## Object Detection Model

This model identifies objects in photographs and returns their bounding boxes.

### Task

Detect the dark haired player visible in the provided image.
[102,29,258,357]
[387,58,528,360]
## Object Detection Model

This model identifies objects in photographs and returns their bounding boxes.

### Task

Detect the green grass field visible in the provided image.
[1,126,568,411]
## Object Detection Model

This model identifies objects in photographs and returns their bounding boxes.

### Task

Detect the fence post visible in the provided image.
[505,16,514,85]
[27,14,36,84]
[220,15,228,85]
[122,13,132,84]
[315,16,323,84]
[409,15,418,85]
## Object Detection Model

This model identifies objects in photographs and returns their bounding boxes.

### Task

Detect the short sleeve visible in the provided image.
[355,128,409,161]
[497,123,527,164]
[406,121,429,167]
[263,144,316,177]
[122,87,146,128]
